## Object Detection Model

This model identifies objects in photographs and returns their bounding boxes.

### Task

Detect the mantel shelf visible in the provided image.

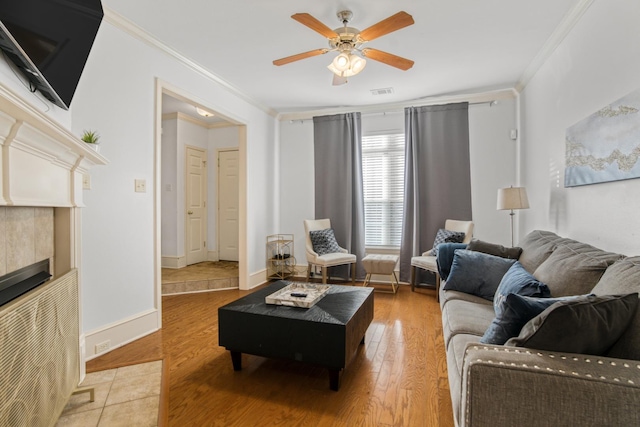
[0,82,108,207]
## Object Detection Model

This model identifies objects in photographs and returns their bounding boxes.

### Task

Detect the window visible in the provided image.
[362,133,405,247]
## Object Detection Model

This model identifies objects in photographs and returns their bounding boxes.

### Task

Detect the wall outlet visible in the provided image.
[82,174,91,190]
[95,340,110,354]
[135,179,146,193]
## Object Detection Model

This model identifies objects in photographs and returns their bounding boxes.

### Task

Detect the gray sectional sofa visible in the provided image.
[439,230,640,427]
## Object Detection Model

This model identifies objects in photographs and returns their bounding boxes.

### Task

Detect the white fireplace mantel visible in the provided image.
[0,83,108,207]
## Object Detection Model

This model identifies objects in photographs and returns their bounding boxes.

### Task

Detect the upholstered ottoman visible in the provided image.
[362,254,399,293]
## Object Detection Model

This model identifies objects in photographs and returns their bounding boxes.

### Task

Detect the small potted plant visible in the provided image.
[81,130,100,152]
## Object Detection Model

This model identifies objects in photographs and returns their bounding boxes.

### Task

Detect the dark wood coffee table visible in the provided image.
[218,281,374,390]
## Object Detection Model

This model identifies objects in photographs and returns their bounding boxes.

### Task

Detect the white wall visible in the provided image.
[469,99,518,246]
[519,0,640,255]
[278,102,518,265]
[68,20,276,345]
[160,118,178,257]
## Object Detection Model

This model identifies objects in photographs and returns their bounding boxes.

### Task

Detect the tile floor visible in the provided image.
[161,261,239,295]
[56,361,162,427]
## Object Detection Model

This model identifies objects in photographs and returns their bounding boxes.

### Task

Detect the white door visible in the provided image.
[186,146,207,265]
[218,149,239,261]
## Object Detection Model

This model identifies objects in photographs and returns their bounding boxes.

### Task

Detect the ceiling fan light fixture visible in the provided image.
[332,53,350,71]
[195,107,214,117]
[349,54,366,74]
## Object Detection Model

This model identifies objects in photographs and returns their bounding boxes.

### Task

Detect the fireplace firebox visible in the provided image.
[0,259,51,306]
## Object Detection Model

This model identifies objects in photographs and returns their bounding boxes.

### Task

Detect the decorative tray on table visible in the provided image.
[265,282,331,308]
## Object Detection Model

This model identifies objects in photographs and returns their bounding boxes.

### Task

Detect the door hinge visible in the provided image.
[203,160,207,166]
[204,201,206,207]
[204,241,206,247]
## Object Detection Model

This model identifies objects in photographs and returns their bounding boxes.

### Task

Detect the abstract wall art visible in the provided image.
[565,88,640,187]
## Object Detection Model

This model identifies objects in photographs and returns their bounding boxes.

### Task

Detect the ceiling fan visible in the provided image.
[273,10,415,85]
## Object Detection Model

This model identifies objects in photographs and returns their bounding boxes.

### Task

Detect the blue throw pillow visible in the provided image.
[309,228,341,255]
[436,243,468,281]
[481,294,576,345]
[494,262,551,318]
[443,250,516,300]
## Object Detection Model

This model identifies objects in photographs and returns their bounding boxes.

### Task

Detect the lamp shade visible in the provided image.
[497,187,529,210]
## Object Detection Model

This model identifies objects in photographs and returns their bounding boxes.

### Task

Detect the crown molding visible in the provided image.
[162,112,238,129]
[103,7,278,119]
[277,88,518,121]
[515,0,594,92]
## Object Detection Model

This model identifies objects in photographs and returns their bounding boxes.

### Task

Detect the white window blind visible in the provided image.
[362,133,405,247]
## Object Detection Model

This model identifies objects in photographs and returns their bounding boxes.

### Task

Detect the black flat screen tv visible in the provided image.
[0,0,103,110]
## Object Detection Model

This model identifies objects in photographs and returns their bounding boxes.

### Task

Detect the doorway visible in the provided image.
[155,82,247,305]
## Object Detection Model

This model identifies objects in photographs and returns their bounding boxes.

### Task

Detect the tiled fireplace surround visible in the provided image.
[0,206,54,278]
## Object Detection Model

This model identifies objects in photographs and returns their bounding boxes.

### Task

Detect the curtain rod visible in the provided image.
[288,100,497,124]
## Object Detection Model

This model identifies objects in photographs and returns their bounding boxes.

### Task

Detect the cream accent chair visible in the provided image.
[410,219,474,298]
[304,219,357,284]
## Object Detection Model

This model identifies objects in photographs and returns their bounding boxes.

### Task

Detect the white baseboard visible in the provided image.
[248,268,267,289]
[207,251,219,262]
[84,309,160,361]
[161,255,186,269]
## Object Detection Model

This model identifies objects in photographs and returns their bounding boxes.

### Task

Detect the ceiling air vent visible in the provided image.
[370,87,394,96]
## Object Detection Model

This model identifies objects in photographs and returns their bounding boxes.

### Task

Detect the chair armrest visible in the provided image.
[338,246,348,254]
[421,249,433,256]
[461,343,640,427]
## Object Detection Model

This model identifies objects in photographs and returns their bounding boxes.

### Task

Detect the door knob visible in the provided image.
[188,211,193,215]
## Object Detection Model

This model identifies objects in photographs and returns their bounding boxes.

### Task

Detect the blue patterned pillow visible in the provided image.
[481,294,575,345]
[309,228,341,255]
[443,250,516,300]
[494,262,550,318]
[432,229,466,258]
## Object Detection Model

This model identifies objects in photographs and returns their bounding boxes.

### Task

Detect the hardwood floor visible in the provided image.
[87,282,454,426]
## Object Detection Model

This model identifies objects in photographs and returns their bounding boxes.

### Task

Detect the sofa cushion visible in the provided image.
[467,239,522,259]
[432,228,466,258]
[592,257,640,360]
[443,250,516,300]
[309,228,341,255]
[494,262,550,317]
[481,294,571,345]
[442,299,495,348]
[440,288,492,311]
[517,230,566,273]
[533,244,622,297]
[506,293,639,355]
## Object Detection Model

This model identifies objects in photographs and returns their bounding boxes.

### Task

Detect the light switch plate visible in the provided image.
[135,179,146,193]
[82,174,91,190]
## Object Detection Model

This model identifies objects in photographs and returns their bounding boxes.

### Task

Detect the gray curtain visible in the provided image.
[399,103,472,283]
[313,113,366,280]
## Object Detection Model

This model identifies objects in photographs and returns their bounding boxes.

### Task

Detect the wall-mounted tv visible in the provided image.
[0,0,103,110]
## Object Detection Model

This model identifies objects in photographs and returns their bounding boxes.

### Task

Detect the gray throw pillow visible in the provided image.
[309,228,341,256]
[431,228,466,258]
[443,250,516,300]
[506,293,639,355]
[467,239,522,260]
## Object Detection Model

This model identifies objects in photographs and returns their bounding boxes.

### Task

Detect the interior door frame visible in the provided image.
[154,78,248,328]
[184,144,208,266]
[217,147,239,261]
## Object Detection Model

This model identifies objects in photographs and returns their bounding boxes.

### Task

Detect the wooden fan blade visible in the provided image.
[292,13,339,39]
[358,11,414,42]
[273,49,328,66]
[362,48,414,70]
